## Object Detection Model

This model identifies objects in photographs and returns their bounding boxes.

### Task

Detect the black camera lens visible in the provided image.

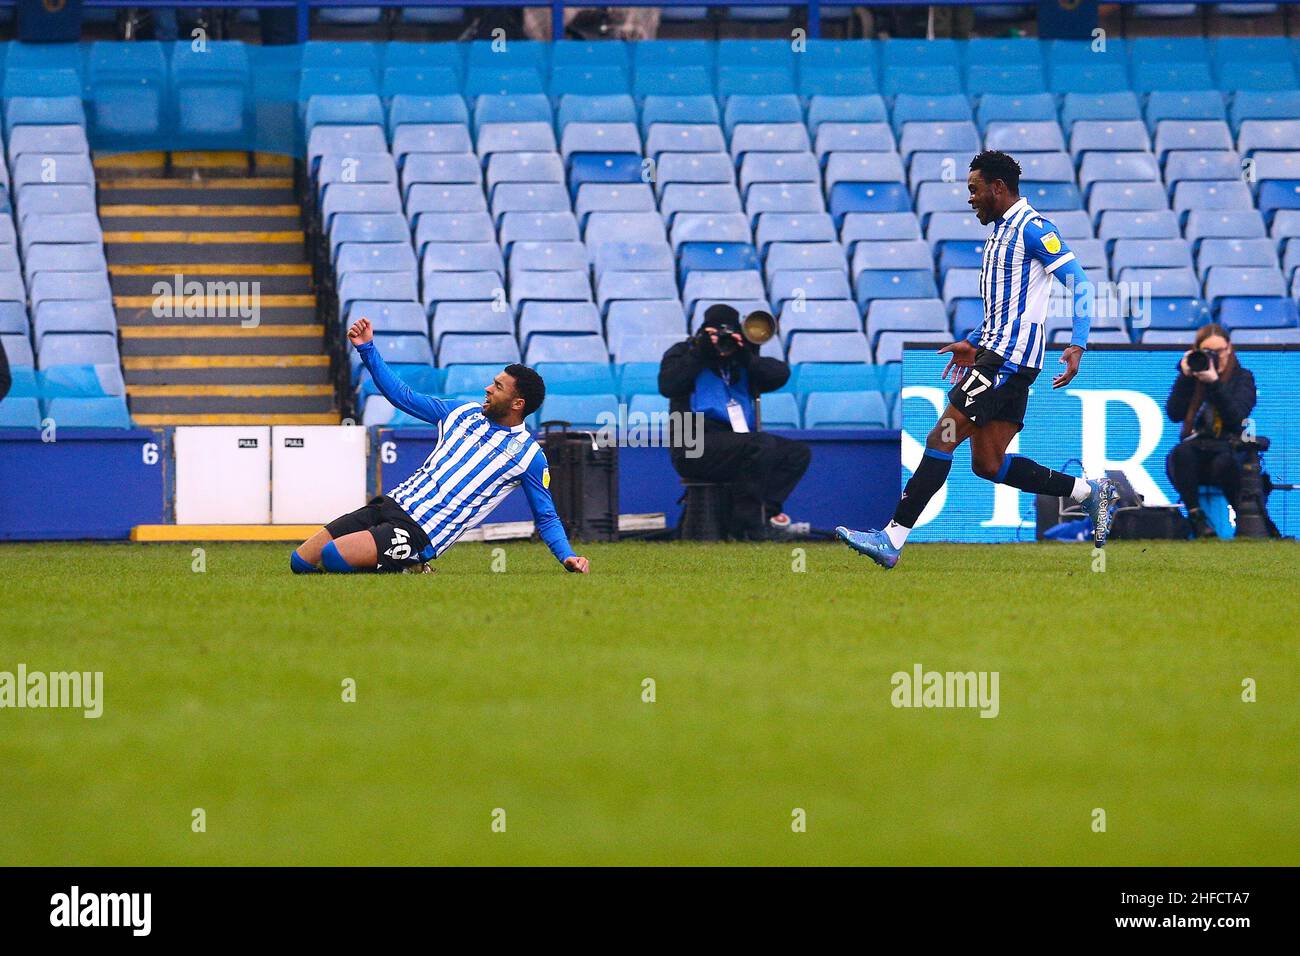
[1187,349,1211,373]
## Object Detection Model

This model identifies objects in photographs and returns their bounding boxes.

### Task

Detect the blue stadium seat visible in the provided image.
[1022,182,1083,211]
[1257,180,1300,222]
[828,183,910,224]
[639,95,720,133]
[730,124,810,161]
[533,393,619,430]
[661,184,743,222]
[36,333,117,368]
[873,331,951,365]
[518,302,603,345]
[1060,92,1142,130]
[804,390,889,429]
[1185,209,1266,243]
[477,121,557,161]
[669,212,751,250]
[840,213,921,247]
[1050,62,1129,96]
[882,65,962,97]
[42,396,131,429]
[556,94,637,132]
[1217,297,1298,329]
[0,396,40,428]
[1138,297,1212,332]
[606,301,686,353]
[489,183,570,221]
[806,95,886,134]
[509,271,593,310]
[634,67,713,99]
[438,333,520,368]
[754,213,837,252]
[865,298,947,347]
[596,272,679,311]
[768,270,852,308]
[429,303,510,350]
[654,153,735,196]
[533,362,618,396]
[951,299,984,339]
[786,331,870,364]
[976,93,1057,130]
[525,334,608,365]
[777,300,861,344]
[614,333,684,364]
[1229,91,1300,132]
[1088,182,1169,221]
[381,67,459,100]
[850,239,932,276]
[854,270,939,310]
[759,391,801,430]
[826,152,906,190]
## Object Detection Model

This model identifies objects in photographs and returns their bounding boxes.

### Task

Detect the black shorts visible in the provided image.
[948,347,1040,431]
[325,495,434,572]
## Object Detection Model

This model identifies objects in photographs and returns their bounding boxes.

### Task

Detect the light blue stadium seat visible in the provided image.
[0,396,40,428]
[660,183,743,221]
[668,212,750,250]
[596,272,679,311]
[509,241,588,278]
[806,95,886,135]
[613,333,683,364]
[653,153,733,198]
[593,241,676,279]
[882,65,962,98]
[586,211,669,254]
[1022,182,1083,211]
[1238,119,1300,157]
[745,183,825,224]
[739,152,819,194]
[615,362,663,403]
[799,65,877,98]
[826,152,905,191]
[1131,61,1214,94]
[556,94,637,133]
[387,94,467,136]
[764,241,846,277]
[891,94,972,133]
[682,270,767,314]
[606,301,686,353]
[813,122,896,159]
[430,303,512,350]
[524,334,608,366]
[688,298,770,334]
[936,242,985,275]
[7,123,88,164]
[380,67,459,100]
[754,213,837,253]
[473,93,552,133]
[304,95,384,136]
[966,62,1046,96]
[639,94,720,134]
[42,394,131,427]
[339,274,419,318]
[423,272,503,314]
[464,68,546,99]
[549,65,629,98]
[437,333,519,368]
[486,152,565,193]
[769,270,851,309]
[330,214,407,260]
[87,42,166,141]
[510,270,592,310]
[635,66,713,99]
[804,390,889,429]
[776,299,860,344]
[985,120,1066,155]
[488,183,570,222]
[1173,180,1254,218]
[533,362,618,397]
[1050,62,1129,96]
[402,154,479,202]
[786,331,869,364]
[1218,297,1298,329]
[1097,209,1180,244]
[678,241,759,279]
[36,333,118,368]
[477,121,557,162]
[716,66,796,98]
[756,391,800,429]
[1088,181,1169,221]
[791,362,877,395]
[5,365,39,397]
[1228,327,1300,344]
[346,299,424,337]
[951,299,983,339]
[519,302,602,345]
[865,298,947,348]
[723,94,802,137]
[977,93,1057,130]
[391,125,473,164]
[1138,297,1211,332]
[33,301,116,343]
[854,270,938,310]
[0,301,26,334]
[841,212,921,247]
[1195,238,1277,277]
[1060,92,1142,132]
[2,96,86,138]
[850,239,932,276]
[897,120,979,162]
[828,183,910,224]
[1230,91,1300,133]
[337,243,418,279]
[420,241,504,279]
[915,182,970,222]
[499,211,581,250]
[533,393,618,430]
[12,153,93,192]
[645,125,727,163]
[873,330,953,365]
[1185,209,1266,244]
[1217,61,1295,92]
[28,271,111,310]
[730,123,810,161]
[1079,152,1161,190]
[1204,266,1286,305]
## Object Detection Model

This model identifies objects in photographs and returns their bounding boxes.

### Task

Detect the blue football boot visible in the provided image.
[1083,477,1120,548]
[835,526,901,569]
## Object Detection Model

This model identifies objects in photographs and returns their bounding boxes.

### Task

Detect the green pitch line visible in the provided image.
[0,541,1295,866]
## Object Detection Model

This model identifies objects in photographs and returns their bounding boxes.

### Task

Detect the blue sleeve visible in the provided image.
[1053,257,1094,351]
[356,341,453,424]
[520,450,577,566]
[964,324,982,347]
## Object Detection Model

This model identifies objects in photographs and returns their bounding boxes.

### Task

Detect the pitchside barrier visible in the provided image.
[0,422,897,539]
[901,343,1300,541]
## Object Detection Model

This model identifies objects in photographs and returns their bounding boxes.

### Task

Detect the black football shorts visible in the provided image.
[948,347,1040,431]
[325,495,434,571]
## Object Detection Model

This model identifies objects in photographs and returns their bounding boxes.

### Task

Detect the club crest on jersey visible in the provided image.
[507,434,526,455]
[1042,232,1061,255]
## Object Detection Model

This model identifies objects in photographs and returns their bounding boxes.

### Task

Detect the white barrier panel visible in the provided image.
[174,426,272,524]
[271,425,368,525]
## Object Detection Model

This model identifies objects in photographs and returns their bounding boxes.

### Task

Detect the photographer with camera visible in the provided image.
[658,304,810,540]
[1165,323,1258,538]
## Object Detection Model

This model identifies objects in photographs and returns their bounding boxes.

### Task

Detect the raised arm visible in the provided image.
[520,450,588,573]
[349,318,453,425]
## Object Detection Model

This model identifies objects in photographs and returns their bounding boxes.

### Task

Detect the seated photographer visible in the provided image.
[1165,323,1257,538]
[658,304,811,539]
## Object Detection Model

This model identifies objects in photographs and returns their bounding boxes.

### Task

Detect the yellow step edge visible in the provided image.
[100,204,302,218]
[254,152,293,167]
[133,524,323,542]
[127,384,334,398]
[104,230,304,244]
[131,414,340,427]
[94,151,168,169]
[169,151,252,168]
[98,177,294,190]
[111,263,313,276]
[115,294,317,308]
[120,324,323,338]
[123,354,330,370]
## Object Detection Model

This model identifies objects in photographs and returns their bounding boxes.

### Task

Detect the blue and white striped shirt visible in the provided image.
[971,197,1083,370]
[357,342,575,564]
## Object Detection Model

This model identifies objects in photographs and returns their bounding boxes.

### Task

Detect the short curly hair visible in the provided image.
[969,150,1022,194]
[504,364,545,417]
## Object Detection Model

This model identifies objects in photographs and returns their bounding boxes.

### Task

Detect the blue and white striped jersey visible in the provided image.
[387,402,550,558]
[973,197,1078,370]
[356,342,575,565]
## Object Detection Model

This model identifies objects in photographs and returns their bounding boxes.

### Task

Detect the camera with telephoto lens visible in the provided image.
[1186,348,1220,373]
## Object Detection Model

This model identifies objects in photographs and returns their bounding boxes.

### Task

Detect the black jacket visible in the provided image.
[1165,362,1256,441]
[657,339,790,430]
[0,338,10,403]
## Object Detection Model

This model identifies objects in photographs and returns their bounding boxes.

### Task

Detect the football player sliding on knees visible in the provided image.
[290,317,590,575]
[834,150,1120,569]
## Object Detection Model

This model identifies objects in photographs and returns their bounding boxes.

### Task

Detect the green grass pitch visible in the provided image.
[0,539,1295,866]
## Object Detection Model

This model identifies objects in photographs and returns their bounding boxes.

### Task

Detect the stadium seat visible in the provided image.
[0,396,40,428]
[804,391,890,429]
[786,331,870,364]
[42,396,131,429]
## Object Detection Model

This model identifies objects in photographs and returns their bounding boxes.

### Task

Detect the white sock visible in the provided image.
[884,520,910,549]
[1069,477,1091,503]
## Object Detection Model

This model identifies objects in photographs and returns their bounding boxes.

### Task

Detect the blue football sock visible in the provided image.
[290,550,320,574]
[320,540,357,573]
